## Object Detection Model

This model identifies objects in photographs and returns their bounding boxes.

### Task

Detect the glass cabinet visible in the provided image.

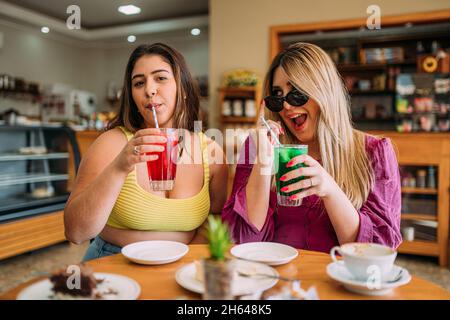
[0,125,80,222]
[400,165,438,242]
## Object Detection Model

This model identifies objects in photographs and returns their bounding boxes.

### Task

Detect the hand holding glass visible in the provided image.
[146,128,179,191]
[274,145,308,206]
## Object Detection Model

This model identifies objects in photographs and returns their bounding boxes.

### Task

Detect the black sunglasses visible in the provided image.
[264,89,309,112]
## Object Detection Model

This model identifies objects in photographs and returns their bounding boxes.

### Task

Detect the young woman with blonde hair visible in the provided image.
[222,42,401,252]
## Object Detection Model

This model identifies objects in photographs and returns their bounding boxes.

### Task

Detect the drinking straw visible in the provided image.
[151,105,159,129]
[260,116,281,145]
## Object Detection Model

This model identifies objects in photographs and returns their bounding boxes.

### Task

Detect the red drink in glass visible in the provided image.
[146,128,179,191]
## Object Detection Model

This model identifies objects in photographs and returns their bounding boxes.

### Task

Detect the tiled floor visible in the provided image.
[0,241,449,296]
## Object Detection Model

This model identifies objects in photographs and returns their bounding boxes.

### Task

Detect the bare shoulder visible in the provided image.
[80,128,128,169]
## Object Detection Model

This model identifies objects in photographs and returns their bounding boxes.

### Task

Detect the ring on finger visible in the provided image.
[309,178,314,188]
[133,145,140,155]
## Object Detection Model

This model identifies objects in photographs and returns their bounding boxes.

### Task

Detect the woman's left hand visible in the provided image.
[279,154,340,200]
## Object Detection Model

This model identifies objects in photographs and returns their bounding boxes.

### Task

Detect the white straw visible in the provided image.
[151,106,159,129]
[260,116,281,145]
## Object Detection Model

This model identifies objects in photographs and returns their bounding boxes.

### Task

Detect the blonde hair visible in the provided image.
[265,42,374,209]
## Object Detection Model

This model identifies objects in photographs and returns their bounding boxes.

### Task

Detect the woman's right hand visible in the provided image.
[249,105,284,169]
[113,128,167,174]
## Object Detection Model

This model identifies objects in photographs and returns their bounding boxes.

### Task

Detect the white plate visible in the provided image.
[121,240,189,265]
[175,259,278,296]
[17,273,141,300]
[326,261,411,296]
[230,242,298,266]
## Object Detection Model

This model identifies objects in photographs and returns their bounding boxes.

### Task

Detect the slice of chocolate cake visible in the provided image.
[49,265,99,299]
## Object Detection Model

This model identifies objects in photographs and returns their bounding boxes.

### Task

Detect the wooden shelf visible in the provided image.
[353,117,395,122]
[219,85,261,130]
[218,86,258,93]
[337,61,416,72]
[221,116,256,124]
[398,240,439,256]
[401,213,437,221]
[402,187,438,195]
[349,90,395,96]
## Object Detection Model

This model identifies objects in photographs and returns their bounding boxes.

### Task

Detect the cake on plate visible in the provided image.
[49,265,104,299]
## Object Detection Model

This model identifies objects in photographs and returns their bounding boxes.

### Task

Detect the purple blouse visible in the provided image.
[222,134,402,254]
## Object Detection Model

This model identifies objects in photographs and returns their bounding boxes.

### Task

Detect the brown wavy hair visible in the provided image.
[108,43,200,132]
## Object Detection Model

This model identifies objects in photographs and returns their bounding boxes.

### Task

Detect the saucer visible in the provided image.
[230,242,298,266]
[326,261,411,296]
[121,240,189,265]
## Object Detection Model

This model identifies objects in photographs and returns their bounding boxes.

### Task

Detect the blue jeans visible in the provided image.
[82,236,122,262]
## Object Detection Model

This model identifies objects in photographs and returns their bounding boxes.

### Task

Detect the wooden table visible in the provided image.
[1,245,449,300]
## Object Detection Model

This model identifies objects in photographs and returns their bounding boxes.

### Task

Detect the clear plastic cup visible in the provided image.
[146,128,179,191]
[274,144,308,206]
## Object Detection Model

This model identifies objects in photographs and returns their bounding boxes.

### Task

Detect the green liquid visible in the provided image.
[275,145,308,197]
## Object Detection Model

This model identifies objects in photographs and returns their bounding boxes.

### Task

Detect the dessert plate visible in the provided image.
[17,273,141,300]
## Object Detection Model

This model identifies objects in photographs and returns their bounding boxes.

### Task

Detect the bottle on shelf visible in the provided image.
[416,41,425,55]
[427,166,436,189]
[431,41,440,55]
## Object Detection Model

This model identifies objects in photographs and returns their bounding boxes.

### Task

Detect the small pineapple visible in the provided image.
[205,215,232,261]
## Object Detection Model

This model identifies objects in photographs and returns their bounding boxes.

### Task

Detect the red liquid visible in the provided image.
[146,133,179,182]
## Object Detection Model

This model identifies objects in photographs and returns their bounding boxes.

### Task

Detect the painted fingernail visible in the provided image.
[290,195,297,200]
[279,176,286,181]
[286,160,293,167]
[280,187,289,192]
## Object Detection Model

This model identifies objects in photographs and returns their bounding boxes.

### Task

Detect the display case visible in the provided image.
[0,125,80,223]
[270,11,450,131]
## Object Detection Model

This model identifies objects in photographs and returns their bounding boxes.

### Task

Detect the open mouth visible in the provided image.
[289,113,308,130]
[146,103,162,110]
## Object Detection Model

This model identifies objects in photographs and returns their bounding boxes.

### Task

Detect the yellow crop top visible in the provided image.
[106,126,211,231]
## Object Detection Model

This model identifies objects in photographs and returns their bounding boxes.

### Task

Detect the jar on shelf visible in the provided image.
[408,177,416,188]
[245,99,256,117]
[416,169,427,188]
[438,118,449,132]
[401,227,415,242]
[232,99,244,117]
[222,100,232,116]
[401,172,412,187]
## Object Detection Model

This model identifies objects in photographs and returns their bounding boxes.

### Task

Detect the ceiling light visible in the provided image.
[118,5,141,15]
[127,35,136,43]
[41,27,49,33]
[190,28,201,36]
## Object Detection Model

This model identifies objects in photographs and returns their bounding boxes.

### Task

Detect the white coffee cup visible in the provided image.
[330,243,397,281]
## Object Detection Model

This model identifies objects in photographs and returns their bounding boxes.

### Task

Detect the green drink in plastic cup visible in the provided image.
[274,144,308,206]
